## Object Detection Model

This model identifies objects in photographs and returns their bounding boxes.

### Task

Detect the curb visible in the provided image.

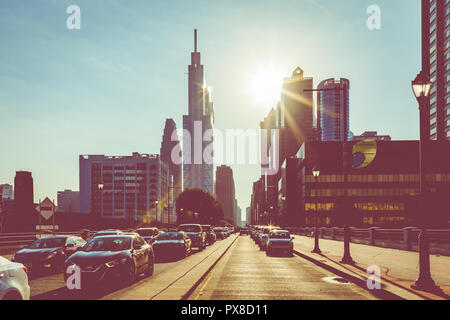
[293,249,425,300]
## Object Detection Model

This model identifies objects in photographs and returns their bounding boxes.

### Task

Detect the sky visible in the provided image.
[0,0,422,220]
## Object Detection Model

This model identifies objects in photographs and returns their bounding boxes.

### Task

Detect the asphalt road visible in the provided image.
[188,236,378,300]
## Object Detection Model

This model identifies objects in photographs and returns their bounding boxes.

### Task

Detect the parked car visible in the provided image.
[12,236,86,274]
[135,228,161,244]
[177,224,206,250]
[0,256,30,300]
[64,234,154,288]
[266,230,294,256]
[259,226,281,251]
[201,225,216,245]
[152,231,192,260]
[91,230,124,238]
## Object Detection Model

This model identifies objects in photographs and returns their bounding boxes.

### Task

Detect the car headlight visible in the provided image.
[106,258,128,268]
[46,251,58,259]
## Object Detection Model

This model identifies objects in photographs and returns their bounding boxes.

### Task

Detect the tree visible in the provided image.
[176,189,224,225]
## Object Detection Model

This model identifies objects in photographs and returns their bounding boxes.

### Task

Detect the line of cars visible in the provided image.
[249,225,295,256]
[1,224,237,298]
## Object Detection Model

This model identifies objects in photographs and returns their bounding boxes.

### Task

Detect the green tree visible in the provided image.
[176,189,224,225]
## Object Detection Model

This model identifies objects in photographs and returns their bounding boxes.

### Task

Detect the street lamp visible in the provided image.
[312,168,321,254]
[97,182,104,218]
[411,71,440,292]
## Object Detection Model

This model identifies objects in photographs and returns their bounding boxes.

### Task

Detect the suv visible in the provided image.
[201,225,216,245]
[177,224,206,250]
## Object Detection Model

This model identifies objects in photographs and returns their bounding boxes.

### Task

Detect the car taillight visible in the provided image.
[23,266,28,275]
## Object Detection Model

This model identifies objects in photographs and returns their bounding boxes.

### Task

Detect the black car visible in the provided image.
[12,236,86,274]
[64,234,154,288]
[213,227,226,240]
[152,231,192,260]
[177,224,206,250]
[135,228,161,244]
[201,225,216,245]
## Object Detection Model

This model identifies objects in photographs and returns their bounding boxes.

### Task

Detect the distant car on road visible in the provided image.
[64,234,154,288]
[177,224,206,250]
[266,230,294,256]
[213,227,226,240]
[259,226,281,251]
[201,225,216,245]
[240,228,249,236]
[152,231,192,260]
[12,236,86,274]
[0,256,30,300]
[135,228,161,244]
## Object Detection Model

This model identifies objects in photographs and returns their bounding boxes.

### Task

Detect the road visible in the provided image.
[188,236,377,300]
[25,235,379,300]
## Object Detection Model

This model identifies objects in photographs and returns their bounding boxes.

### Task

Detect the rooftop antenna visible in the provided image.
[194,29,198,52]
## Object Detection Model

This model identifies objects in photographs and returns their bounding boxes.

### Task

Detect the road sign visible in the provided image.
[36,197,57,221]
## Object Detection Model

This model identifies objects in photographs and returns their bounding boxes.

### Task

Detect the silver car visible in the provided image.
[0,256,30,300]
[266,230,294,256]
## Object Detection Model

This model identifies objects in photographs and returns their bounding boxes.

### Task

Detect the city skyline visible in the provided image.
[0,0,423,214]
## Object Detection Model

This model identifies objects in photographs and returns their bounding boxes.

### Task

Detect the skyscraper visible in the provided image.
[280,67,314,157]
[422,0,450,140]
[215,165,235,224]
[317,78,350,141]
[57,189,79,212]
[161,118,182,223]
[183,29,214,195]
[14,171,36,231]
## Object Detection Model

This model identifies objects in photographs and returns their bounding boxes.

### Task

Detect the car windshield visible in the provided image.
[84,237,131,252]
[136,229,154,237]
[264,227,279,234]
[213,228,223,232]
[157,232,183,241]
[269,231,291,239]
[178,225,201,233]
[201,226,211,232]
[29,238,66,249]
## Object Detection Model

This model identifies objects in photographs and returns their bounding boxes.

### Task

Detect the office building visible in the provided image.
[79,153,169,223]
[215,166,235,223]
[281,140,450,227]
[421,0,450,140]
[317,78,350,141]
[183,29,214,195]
[57,190,79,212]
[161,118,182,224]
[0,184,13,200]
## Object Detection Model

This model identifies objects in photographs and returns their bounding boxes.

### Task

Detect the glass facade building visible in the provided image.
[317,78,350,142]
[422,0,450,139]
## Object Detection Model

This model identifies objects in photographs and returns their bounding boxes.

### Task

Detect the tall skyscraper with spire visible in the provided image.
[183,29,214,195]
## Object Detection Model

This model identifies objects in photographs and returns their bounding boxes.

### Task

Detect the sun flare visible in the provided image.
[250,66,285,109]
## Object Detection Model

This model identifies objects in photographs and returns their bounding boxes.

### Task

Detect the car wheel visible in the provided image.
[2,291,23,300]
[124,261,136,285]
[145,255,154,277]
[266,250,271,257]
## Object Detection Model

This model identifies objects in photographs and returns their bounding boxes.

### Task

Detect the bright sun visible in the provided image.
[250,66,285,108]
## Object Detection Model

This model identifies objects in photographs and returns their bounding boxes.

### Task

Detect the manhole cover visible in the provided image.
[322,277,351,284]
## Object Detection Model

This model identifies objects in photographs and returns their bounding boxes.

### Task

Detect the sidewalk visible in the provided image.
[293,236,450,300]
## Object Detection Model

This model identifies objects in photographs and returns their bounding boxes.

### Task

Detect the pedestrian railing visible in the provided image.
[286,227,450,256]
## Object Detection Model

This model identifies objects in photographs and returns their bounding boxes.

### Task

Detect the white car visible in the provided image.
[0,256,30,300]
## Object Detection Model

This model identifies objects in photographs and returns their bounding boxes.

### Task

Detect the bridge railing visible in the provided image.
[286,227,450,256]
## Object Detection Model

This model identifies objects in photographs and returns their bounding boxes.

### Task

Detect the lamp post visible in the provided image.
[312,167,321,254]
[410,71,440,292]
[97,182,104,218]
